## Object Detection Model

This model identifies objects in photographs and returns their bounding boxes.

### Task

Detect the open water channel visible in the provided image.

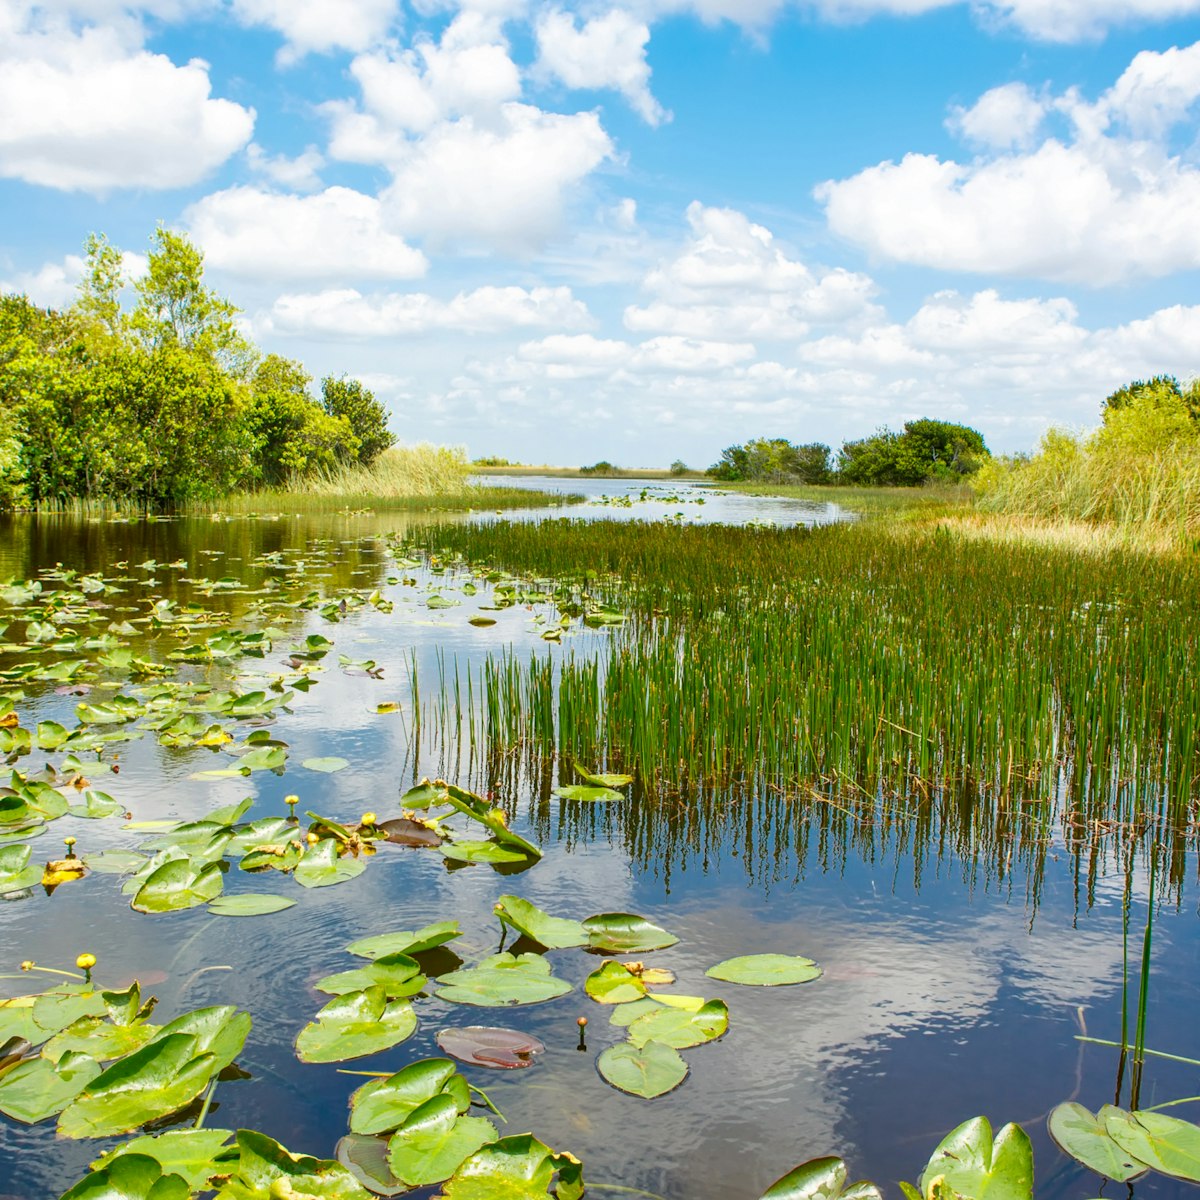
[0,481,1195,1200]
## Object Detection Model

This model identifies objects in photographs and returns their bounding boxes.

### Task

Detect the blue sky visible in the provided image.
[3,0,1200,466]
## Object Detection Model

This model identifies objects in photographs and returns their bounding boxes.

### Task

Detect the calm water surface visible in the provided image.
[0,502,1195,1200]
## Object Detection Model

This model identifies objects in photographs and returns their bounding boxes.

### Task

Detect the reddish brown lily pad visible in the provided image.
[377,819,443,849]
[435,1026,546,1069]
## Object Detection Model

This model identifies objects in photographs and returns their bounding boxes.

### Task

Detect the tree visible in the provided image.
[73,233,126,343]
[707,438,831,483]
[838,421,988,486]
[130,227,255,378]
[320,375,394,467]
[1104,375,1200,423]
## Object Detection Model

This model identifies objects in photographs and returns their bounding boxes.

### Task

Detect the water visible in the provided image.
[0,506,1195,1200]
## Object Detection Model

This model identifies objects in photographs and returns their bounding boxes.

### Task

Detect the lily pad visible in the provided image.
[0,1049,101,1123]
[627,1000,728,1049]
[494,896,587,949]
[92,1129,238,1189]
[436,954,572,1008]
[762,1157,883,1200]
[918,1117,1035,1200]
[337,1134,408,1197]
[596,1041,688,1100]
[377,818,443,848]
[349,1058,470,1136]
[347,922,462,961]
[59,1154,192,1200]
[131,858,224,913]
[1047,1103,1149,1183]
[441,1134,584,1200]
[585,962,647,1005]
[151,1006,251,1075]
[294,839,366,889]
[1105,1107,1200,1183]
[576,768,634,788]
[582,913,679,954]
[315,953,426,999]
[83,849,148,875]
[0,842,41,895]
[58,1033,217,1138]
[386,1094,497,1187]
[216,1128,373,1199]
[303,757,349,774]
[441,841,534,866]
[706,954,822,986]
[295,987,417,1064]
[436,1027,547,1070]
[208,894,297,917]
[552,786,624,803]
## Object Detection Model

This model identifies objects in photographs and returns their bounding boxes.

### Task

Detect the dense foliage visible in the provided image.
[0,229,394,509]
[708,422,988,486]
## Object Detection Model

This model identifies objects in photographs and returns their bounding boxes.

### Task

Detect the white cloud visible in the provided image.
[0,254,85,308]
[631,335,757,372]
[625,202,878,338]
[947,82,1047,148]
[0,23,253,191]
[229,0,400,62]
[974,0,1200,42]
[535,8,668,125]
[245,143,324,191]
[259,284,592,338]
[186,186,428,283]
[819,42,1200,285]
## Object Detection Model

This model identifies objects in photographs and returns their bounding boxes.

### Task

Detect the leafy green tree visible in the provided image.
[838,421,988,486]
[707,438,831,483]
[1104,375,1200,422]
[320,375,394,466]
[73,233,126,344]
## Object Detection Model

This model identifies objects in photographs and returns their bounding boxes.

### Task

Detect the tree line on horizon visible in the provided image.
[0,228,394,509]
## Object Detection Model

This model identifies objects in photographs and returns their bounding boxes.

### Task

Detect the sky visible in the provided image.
[3,1,1200,467]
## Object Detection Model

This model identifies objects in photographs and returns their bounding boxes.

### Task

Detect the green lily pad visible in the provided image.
[302,757,349,774]
[436,954,572,1008]
[92,1129,237,1189]
[582,913,679,954]
[761,1157,883,1200]
[585,962,647,1005]
[441,1134,584,1200]
[131,857,224,913]
[1047,1103,1149,1183]
[347,921,462,960]
[627,999,728,1049]
[1105,1107,1200,1182]
[494,896,587,949]
[316,953,427,999]
[68,790,124,819]
[597,1040,688,1099]
[705,954,822,986]
[294,839,366,889]
[442,841,534,866]
[83,849,148,875]
[0,1049,101,1123]
[43,1013,162,1064]
[387,1093,497,1187]
[552,786,624,803]
[59,1153,192,1200]
[215,1128,373,1199]
[295,987,418,1064]
[207,893,296,917]
[0,842,41,895]
[576,768,634,788]
[32,986,108,1039]
[151,1006,251,1075]
[350,1058,470,1136]
[58,1033,217,1138]
[918,1117,1034,1200]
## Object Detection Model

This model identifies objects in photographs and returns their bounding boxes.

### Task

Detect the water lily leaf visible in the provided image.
[225,818,296,856]
[552,786,624,803]
[576,768,633,788]
[1048,1103,1149,1183]
[68,789,124,819]
[232,746,288,773]
[337,1134,407,1196]
[44,1012,162,1064]
[132,858,224,913]
[91,1129,237,1189]
[347,921,462,961]
[151,1006,251,1075]
[387,1094,497,1187]
[350,1058,471,1136]
[208,893,296,917]
[597,1041,688,1099]
[294,839,366,889]
[0,1049,101,1123]
[36,720,71,750]
[441,1134,584,1200]
[58,1033,217,1138]
[494,896,587,949]
[240,842,303,874]
[626,1000,728,1049]
[585,962,647,1005]
[376,818,443,848]
[436,954,572,1008]
[303,757,349,774]
[441,841,532,866]
[706,954,822,986]
[468,617,496,628]
[316,953,426,999]
[440,783,542,861]
[437,1026,546,1070]
[582,913,679,954]
[214,1128,373,1200]
[33,986,108,1039]
[427,595,458,609]
[918,1117,1034,1200]
[295,987,417,1064]
[1105,1107,1200,1182]
[0,842,40,894]
[58,1153,192,1200]
[761,1157,883,1200]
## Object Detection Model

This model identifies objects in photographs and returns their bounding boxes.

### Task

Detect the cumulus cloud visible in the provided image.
[974,0,1200,42]
[186,186,428,282]
[818,41,1200,285]
[245,143,324,191]
[0,22,253,191]
[258,285,592,338]
[229,0,399,62]
[947,82,1047,148]
[625,202,878,339]
[535,8,668,125]
[0,254,85,308]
